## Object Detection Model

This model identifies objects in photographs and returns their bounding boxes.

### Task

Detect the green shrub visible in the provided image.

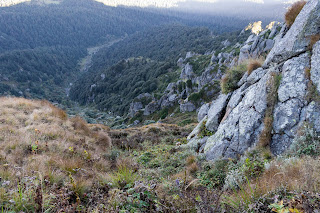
[221,64,246,94]
[198,121,214,138]
[198,160,228,189]
[290,123,320,157]
[186,80,193,88]
[110,165,138,189]
[224,148,269,189]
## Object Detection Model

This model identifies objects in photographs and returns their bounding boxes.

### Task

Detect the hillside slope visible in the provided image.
[188,0,320,160]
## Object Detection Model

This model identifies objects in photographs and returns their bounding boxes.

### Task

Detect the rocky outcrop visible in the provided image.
[180,63,195,80]
[239,22,282,63]
[180,102,196,113]
[129,21,282,119]
[198,103,210,122]
[188,0,320,161]
[205,94,231,132]
[265,0,320,65]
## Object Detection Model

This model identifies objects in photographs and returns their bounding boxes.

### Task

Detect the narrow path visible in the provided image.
[79,37,125,73]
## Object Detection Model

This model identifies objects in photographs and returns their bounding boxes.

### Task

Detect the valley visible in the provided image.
[0,0,320,212]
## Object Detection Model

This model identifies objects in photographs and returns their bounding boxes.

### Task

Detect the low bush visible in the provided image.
[290,123,320,157]
[309,34,320,50]
[285,0,306,27]
[198,120,214,138]
[198,160,228,189]
[247,58,264,75]
[110,165,138,189]
[221,64,246,94]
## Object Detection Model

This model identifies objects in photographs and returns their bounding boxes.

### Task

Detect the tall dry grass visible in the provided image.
[285,1,307,27]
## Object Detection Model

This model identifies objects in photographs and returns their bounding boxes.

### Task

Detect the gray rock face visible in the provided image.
[180,63,194,80]
[238,27,278,63]
[205,94,231,132]
[165,83,176,92]
[187,116,209,152]
[180,102,196,113]
[270,53,310,154]
[129,102,143,117]
[198,103,210,122]
[265,0,320,65]
[185,52,196,59]
[177,58,184,67]
[305,101,320,132]
[264,39,274,52]
[277,53,309,103]
[311,41,320,93]
[246,68,268,85]
[204,71,270,160]
[187,1,320,161]
[144,101,160,116]
[228,83,249,109]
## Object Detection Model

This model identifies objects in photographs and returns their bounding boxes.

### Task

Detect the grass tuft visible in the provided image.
[285,0,306,27]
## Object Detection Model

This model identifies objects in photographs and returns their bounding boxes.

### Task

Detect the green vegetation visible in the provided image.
[289,123,320,157]
[71,26,250,115]
[259,73,282,147]
[1,97,320,212]
[221,64,247,94]
[186,55,212,76]
[0,46,86,103]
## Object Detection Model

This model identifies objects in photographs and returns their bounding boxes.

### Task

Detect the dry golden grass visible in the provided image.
[247,58,264,75]
[226,156,320,208]
[186,155,197,166]
[254,157,320,195]
[285,0,307,27]
[258,116,273,147]
[309,34,320,50]
[0,97,112,189]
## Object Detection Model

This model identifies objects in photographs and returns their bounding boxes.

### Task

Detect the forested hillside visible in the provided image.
[70,25,250,115]
[0,46,86,103]
[0,0,181,53]
[0,0,255,109]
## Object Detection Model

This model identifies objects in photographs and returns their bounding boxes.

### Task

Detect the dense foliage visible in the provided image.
[0,0,253,113]
[0,46,86,103]
[0,0,183,53]
[70,25,247,115]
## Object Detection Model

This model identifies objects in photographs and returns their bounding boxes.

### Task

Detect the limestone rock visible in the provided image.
[180,63,194,80]
[144,101,160,116]
[205,94,231,132]
[198,103,210,122]
[180,102,196,113]
[204,70,270,160]
[177,57,184,67]
[311,41,320,93]
[265,0,320,65]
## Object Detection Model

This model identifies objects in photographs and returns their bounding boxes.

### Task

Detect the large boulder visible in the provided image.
[204,69,270,160]
[205,94,231,132]
[198,103,210,122]
[144,101,160,116]
[129,102,143,117]
[185,0,320,161]
[180,102,196,113]
[265,0,320,65]
[180,63,194,80]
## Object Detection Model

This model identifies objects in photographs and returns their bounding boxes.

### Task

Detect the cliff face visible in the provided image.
[188,0,320,160]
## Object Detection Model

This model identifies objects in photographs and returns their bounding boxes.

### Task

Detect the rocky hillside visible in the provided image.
[127,21,282,125]
[187,0,320,160]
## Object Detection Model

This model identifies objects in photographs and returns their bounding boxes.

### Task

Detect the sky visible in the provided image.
[0,0,301,20]
[94,0,299,8]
